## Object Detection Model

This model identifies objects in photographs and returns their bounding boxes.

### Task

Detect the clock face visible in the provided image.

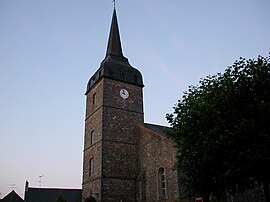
[120,89,129,99]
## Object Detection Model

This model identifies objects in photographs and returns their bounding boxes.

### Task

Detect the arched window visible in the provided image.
[90,130,94,145]
[158,167,167,199]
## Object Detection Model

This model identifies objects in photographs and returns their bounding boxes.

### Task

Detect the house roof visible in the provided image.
[24,187,81,202]
[1,190,24,202]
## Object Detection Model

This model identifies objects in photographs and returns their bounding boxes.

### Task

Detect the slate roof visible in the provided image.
[24,187,81,202]
[144,123,170,137]
[86,8,144,93]
[1,190,24,202]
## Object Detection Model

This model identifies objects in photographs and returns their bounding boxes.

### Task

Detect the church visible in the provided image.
[82,8,179,202]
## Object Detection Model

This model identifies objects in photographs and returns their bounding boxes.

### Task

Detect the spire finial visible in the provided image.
[112,0,116,9]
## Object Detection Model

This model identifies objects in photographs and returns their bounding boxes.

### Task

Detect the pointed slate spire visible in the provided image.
[86,8,144,93]
[106,8,124,57]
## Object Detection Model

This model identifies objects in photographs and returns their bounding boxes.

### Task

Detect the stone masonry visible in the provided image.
[82,8,180,202]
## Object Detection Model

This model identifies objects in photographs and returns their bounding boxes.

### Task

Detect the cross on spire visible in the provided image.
[112,0,116,8]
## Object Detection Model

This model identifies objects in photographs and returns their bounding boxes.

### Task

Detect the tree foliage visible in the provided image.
[166,55,270,201]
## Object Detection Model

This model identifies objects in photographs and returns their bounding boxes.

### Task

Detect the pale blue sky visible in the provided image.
[0,0,269,198]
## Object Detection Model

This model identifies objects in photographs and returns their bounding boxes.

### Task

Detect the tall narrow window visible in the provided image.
[158,167,167,199]
[92,93,96,105]
[89,158,94,177]
[90,130,94,145]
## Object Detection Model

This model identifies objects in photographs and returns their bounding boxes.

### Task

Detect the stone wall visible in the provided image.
[83,78,104,200]
[83,77,144,201]
[137,124,179,202]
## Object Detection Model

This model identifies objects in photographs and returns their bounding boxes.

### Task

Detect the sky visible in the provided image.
[0,0,269,199]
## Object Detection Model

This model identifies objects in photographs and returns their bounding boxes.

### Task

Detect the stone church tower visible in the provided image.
[82,8,144,201]
[82,8,179,202]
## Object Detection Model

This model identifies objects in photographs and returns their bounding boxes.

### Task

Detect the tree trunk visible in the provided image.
[264,181,270,202]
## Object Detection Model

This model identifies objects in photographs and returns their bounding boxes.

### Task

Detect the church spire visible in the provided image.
[106,8,124,57]
[86,7,144,93]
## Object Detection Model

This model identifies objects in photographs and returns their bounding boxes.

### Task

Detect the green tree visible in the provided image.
[166,55,270,202]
